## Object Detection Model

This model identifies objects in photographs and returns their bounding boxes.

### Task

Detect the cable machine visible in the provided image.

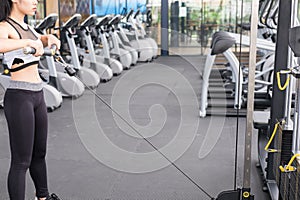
[255,0,300,199]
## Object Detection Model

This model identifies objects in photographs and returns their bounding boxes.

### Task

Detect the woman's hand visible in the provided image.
[46,34,61,51]
[28,39,44,57]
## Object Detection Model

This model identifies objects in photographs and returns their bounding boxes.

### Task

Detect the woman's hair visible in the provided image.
[0,0,12,22]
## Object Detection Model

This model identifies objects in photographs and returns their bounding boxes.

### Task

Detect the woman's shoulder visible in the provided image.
[0,20,12,30]
[0,21,11,37]
[0,20,18,38]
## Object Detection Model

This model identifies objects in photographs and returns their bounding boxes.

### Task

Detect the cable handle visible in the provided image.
[52,54,77,77]
[23,44,57,56]
[264,119,286,153]
[276,71,290,91]
[279,154,300,172]
[23,44,77,77]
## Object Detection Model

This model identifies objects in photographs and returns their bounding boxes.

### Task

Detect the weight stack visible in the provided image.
[273,129,293,184]
[279,171,290,200]
[272,129,293,200]
[288,158,300,200]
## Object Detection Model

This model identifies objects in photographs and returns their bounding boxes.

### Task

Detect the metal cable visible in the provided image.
[76,75,215,200]
[234,0,245,190]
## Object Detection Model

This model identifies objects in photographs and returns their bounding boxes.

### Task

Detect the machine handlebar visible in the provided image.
[23,44,57,56]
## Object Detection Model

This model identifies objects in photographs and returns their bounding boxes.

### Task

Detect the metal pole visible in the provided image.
[91,0,95,14]
[290,0,298,152]
[58,0,61,26]
[180,2,185,43]
[235,0,238,34]
[161,0,169,56]
[44,0,47,18]
[242,0,259,196]
[200,0,204,54]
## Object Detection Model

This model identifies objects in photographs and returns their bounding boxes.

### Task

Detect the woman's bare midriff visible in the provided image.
[10,63,42,83]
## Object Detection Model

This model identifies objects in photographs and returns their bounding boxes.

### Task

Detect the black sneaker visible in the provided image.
[46,193,61,200]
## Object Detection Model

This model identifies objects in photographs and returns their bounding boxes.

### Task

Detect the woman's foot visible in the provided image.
[46,193,61,200]
[36,193,61,200]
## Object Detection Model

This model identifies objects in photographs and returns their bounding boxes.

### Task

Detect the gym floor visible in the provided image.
[0,56,270,200]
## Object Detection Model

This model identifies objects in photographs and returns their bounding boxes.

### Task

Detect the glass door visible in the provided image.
[146,0,253,55]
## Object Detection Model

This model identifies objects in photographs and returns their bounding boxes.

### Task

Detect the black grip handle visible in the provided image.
[23,47,37,55]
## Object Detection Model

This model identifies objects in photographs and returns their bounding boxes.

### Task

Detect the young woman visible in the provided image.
[0,0,61,200]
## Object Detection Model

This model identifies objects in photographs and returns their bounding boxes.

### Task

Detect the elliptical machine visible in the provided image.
[120,9,154,62]
[35,13,85,98]
[107,15,133,69]
[59,14,102,87]
[77,14,123,76]
[132,9,158,59]
[113,21,139,66]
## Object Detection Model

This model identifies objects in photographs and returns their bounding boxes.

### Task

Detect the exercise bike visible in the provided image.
[35,13,85,98]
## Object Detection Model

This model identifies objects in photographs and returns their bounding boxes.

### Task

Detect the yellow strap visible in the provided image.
[277,72,290,91]
[264,122,280,153]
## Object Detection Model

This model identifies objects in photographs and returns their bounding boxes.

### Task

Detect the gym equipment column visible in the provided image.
[267,0,292,182]
[180,2,185,42]
[170,1,179,47]
[161,0,169,56]
[91,0,95,14]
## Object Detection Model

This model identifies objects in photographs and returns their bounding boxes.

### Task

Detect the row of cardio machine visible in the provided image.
[200,0,278,117]
[0,9,158,111]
